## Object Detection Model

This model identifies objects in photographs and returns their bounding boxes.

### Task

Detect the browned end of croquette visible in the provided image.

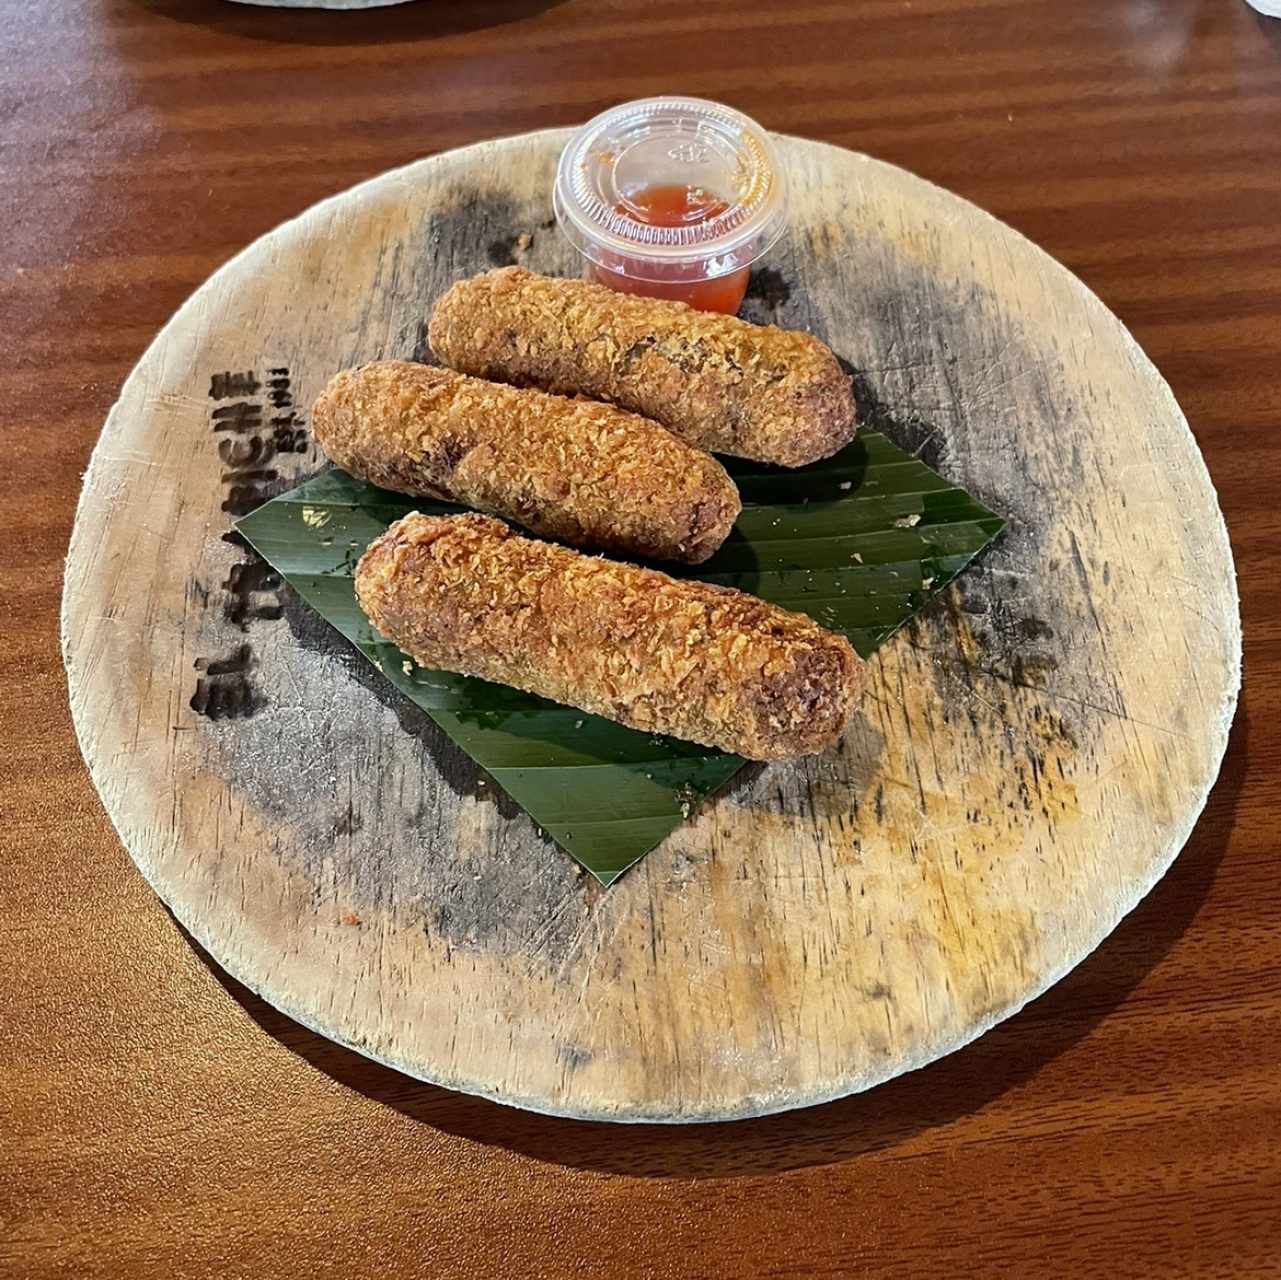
[427,267,857,468]
[748,630,865,759]
[312,360,741,565]
[355,512,864,761]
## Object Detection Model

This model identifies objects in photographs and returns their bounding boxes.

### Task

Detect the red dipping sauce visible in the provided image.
[585,184,753,315]
[554,97,787,315]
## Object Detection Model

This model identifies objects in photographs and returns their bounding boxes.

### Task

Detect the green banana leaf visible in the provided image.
[236,432,1004,884]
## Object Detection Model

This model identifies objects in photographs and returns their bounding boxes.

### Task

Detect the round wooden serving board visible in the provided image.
[62,130,1240,1123]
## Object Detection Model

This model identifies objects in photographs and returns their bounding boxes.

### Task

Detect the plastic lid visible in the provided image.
[554,97,787,284]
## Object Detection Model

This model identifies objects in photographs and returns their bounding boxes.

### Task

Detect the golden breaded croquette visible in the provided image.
[312,361,740,565]
[427,267,856,468]
[355,512,863,761]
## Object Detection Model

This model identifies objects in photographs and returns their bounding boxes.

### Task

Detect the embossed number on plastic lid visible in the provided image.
[553,96,788,284]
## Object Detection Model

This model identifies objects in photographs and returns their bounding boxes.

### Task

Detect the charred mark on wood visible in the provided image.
[211,368,301,515]
[211,401,263,435]
[738,265,801,327]
[487,237,519,267]
[837,354,948,471]
[487,230,533,268]
[222,478,281,516]
[269,412,309,455]
[266,368,293,409]
[335,804,362,838]
[218,435,274,469]
[192,367,301,713]
[558,1044,594,1072]
[744,266,792,309]
[208,371,261,400]
[1009,652,1060,686]
[224,557,284,630]
[410,326,435,365]
[191,645,262,720]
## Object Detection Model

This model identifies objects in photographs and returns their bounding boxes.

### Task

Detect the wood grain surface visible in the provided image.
[4,0,1280,1275]
[60,127,1237,1123]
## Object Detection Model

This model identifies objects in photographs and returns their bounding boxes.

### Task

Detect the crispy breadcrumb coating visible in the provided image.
[355,512,863,761]
[312,361,740,565]
[428,267,856,468]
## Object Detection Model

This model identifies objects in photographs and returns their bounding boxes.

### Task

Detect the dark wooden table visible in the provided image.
[3,1,1278,1276]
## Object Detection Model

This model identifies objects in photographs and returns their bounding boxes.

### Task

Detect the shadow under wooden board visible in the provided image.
[62,130,1240,1123]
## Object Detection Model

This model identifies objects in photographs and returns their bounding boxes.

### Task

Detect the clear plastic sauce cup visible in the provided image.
[553,97,787,315]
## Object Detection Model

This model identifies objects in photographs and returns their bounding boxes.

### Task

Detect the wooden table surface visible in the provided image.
[2,1,1277,1276]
